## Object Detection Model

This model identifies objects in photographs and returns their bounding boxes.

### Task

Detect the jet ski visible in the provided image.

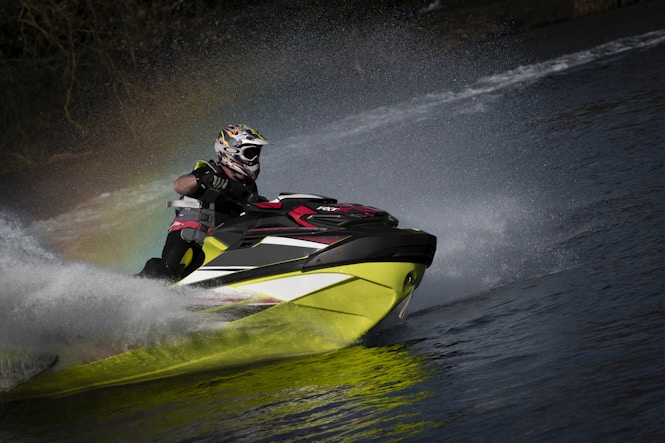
[3,193,436,399]
[177,192,436,316]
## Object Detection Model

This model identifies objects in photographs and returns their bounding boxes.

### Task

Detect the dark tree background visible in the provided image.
[0,0,236,174]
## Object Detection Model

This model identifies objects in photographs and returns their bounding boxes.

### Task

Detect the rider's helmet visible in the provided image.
[214,124,269,181]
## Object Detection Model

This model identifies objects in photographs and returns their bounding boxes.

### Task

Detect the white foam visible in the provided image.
[0,212,210,364]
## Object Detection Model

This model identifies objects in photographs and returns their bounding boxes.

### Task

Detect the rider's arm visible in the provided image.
[174,168,220,204]
[173,165,220,199]
[173,173,198,195]
[175,165,259,204]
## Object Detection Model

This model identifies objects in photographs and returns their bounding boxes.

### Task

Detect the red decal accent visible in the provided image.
[289,205,319,227]
[248,227,301,233]
[290,235,347,245]
[253,202,282,209]
[321,204,379,216]
[168,218,208,233]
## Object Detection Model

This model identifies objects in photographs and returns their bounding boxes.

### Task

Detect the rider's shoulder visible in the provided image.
[192,159,213,171]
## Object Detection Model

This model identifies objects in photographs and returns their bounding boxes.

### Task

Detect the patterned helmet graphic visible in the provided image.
[214,124,269,181]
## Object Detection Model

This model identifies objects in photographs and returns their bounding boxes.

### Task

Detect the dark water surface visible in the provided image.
[2,2,665,441]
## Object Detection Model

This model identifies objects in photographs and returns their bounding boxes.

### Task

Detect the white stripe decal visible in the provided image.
[238,273,352,302]
[258,236,328,249]
[177,267,253,285]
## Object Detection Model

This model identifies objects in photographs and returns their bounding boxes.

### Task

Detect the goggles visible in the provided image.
[229,144,262,163]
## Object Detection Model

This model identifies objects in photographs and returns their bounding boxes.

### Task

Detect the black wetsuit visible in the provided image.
[139,161,260,280]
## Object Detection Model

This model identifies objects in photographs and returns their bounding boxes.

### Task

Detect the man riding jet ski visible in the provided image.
[4,126,437,399]
[139,123,269,281]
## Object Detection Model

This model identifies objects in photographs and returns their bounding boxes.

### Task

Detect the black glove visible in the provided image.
[226,180,259,203]
[196,170,228,190]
